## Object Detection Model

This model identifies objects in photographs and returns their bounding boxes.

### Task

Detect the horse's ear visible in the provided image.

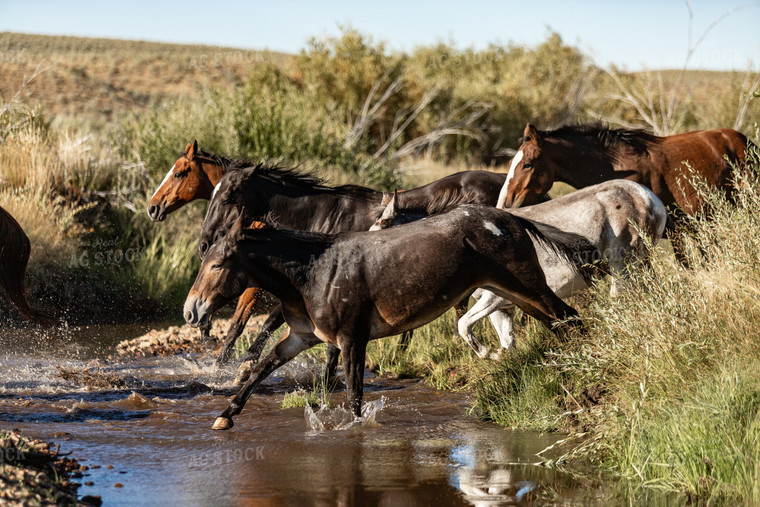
[187,140,197,160]
[389,190,398,213]
[184,142,192,153]
[228,207,246,239]
[523,124,539,143]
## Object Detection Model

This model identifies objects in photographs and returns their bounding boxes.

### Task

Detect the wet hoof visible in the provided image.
[234,361,254,385]
[212,417,234,431]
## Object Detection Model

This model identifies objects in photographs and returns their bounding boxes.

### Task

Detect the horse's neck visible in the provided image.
[243,236,322,300]
[266,186,380,233]
[548,139,624,188]
[203,162,226,190]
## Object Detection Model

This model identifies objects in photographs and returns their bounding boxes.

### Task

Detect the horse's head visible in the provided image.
[499,124,557,208]
[198,180,236,259]
[184,211,254,327]
[147,140,219,222]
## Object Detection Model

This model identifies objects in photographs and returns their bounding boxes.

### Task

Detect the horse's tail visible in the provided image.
[0,207,54,324]
[512,215,600,284]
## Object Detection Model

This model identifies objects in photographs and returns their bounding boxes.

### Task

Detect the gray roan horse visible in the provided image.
[183,206,592,429]
[372,179,668,358]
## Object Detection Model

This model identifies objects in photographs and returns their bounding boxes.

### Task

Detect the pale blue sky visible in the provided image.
[1,1,758,70]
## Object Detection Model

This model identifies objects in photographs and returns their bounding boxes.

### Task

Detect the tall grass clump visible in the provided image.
[475,137,760,502]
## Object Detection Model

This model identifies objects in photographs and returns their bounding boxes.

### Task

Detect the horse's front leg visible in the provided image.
[323,345,341,385]
[338,334,368,418]
[235,306,287,384]
[215,287,260,367]
[213,329,317,430]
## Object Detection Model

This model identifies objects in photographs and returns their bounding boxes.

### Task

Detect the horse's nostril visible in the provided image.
[184,310,193,323]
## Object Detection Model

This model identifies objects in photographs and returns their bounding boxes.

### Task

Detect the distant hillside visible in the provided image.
[0,32,755,134]
[0,32,292,127]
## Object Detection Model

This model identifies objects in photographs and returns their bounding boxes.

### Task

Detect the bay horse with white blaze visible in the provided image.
[499,124,750,214]
[184,206,588,430]
[373,180,668,357]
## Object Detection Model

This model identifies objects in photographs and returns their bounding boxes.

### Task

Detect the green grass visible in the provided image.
[281,376,334,409]
[471,142,760,502]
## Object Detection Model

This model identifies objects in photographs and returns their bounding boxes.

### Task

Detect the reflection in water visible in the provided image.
[0,327,605,505]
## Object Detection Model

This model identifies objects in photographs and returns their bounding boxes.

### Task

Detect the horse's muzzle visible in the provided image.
[147,203,167,222]
[183,296,210,328]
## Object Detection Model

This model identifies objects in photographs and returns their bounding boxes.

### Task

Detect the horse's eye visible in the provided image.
[210,264,222,271]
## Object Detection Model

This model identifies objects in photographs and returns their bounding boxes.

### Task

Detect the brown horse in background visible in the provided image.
[499,123,750,215]
[0,206,53,323]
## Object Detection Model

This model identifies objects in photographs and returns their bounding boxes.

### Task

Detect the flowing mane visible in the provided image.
[194,147,326,189]
[211,162,332,207]
[539,124,658,155]
[370,188,479,221]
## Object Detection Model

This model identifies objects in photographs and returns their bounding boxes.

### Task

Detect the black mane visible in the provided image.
[369,188,479,223]
[189,147,256,171]
[211,162,330,206]
[539,123,658,155]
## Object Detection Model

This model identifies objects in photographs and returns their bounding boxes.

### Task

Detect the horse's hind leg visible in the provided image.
[214,329,318,430]
[487,309,516,351]
[215,287,260,367]
[396,331,412,353]
[457,290,505,359]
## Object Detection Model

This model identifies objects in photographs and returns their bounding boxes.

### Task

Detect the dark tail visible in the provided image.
[0,207,55,324]
[512,215,601,284]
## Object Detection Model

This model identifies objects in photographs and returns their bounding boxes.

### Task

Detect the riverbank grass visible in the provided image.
[472,146,760,502]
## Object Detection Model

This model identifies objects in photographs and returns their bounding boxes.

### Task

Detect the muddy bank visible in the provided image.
[113,316,268,358]
[0,430,100,506]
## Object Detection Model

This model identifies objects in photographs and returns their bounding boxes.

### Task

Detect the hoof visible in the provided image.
[234,361,253,385]
[212,417,234,430]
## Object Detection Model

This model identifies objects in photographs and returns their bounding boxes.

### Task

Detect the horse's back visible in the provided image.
[412,171,506,206]
[662,128,749,167]
[513,180,666,248]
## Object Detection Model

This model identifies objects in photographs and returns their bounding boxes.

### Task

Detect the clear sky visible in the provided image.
[1,0,758,71]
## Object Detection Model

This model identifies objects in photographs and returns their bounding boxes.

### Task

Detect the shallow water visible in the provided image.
[0,325,608,505]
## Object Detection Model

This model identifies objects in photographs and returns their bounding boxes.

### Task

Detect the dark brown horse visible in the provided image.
[184,207,587,430]
[0,206,52,323]
[500,123,750,215]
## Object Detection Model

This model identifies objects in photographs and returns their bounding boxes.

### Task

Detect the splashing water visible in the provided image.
[304,396,387,434]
